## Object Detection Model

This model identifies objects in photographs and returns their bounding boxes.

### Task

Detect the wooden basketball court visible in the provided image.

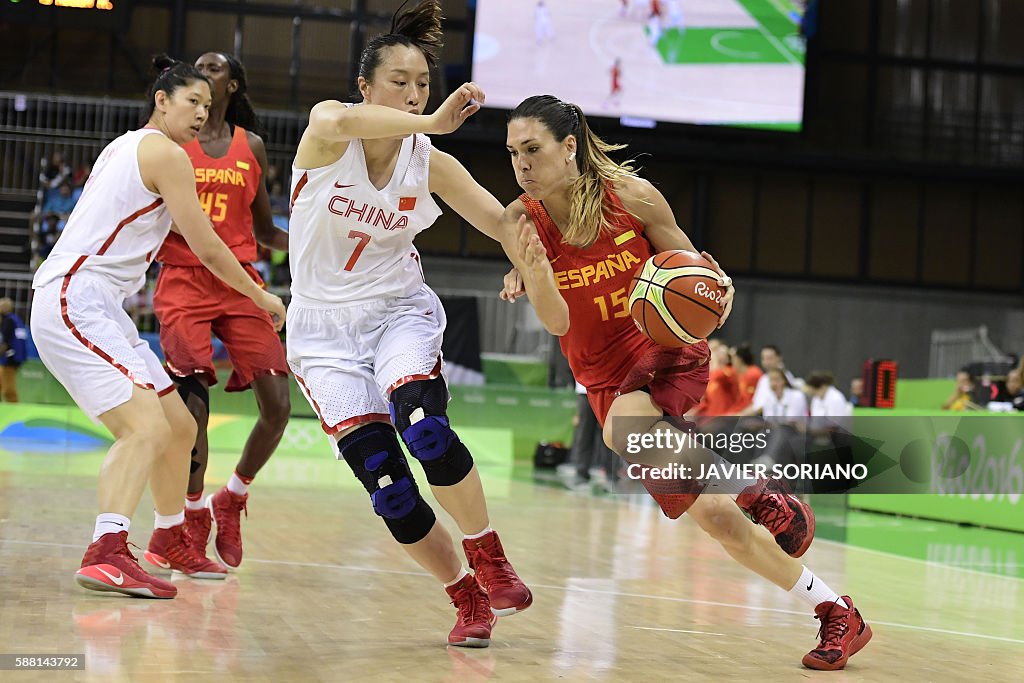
[1,445,1022,682]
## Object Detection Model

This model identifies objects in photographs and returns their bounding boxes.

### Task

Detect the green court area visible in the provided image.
[654,0,805,65]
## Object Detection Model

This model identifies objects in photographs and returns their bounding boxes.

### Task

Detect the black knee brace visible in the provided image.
[389,377,474,487]
[174,374,210,414]
[173,375,209,473]
[336,422,436,544]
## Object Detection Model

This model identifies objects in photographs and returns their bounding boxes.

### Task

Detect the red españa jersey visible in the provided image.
[157,125,261,266]
[520,190,708,394]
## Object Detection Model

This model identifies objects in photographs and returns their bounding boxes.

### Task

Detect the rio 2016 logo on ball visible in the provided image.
[628,250,726,347]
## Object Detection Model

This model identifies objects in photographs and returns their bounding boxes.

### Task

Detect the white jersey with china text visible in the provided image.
[288,127,442,305]
[33,128,171,296]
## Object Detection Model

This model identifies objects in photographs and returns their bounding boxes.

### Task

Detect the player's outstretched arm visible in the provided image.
[497,203,569,336]
[140,135,286,330]
[618,176,735,327]
[429,149,505,241]
[307,82,485,143]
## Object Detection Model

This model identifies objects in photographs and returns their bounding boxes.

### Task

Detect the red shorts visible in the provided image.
[154,264,288,392]
[588,346,710,519]
[587,350,710,427]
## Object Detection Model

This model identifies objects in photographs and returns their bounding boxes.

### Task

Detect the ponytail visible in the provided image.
[509,95,638,248]
[358,0,444,83]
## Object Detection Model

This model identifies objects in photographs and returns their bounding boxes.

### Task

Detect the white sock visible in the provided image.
[227,472,250,496]
[703,453,758,496]
[93,513,130,542]
[185,493,205,511]
[154,510,185,530]
[444,567,470,587]
[790,566,848,610]
[463,527,493,541]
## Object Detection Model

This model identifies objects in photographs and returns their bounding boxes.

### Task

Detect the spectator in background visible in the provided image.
[806,372,851,415]
[942,369,980,411]
[804,371,852,431]
[0,297,27,402]
[42,182,77,216]
[849,377,864,406]
[35,213,61,261]
[39,151,71,193]
[730,342,762,412]
[263,161,279,193]
[268,180,289,214]
[1006,369,1024,412]
[761,368,808,427]
[743,344,799,416]
[71,162,92,202]
[751,367,808,469]
[560,381,619,491]
[696,338,738,417]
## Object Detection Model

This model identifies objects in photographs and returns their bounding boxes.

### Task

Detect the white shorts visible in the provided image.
[31,272,174,422]
[286,284,446,435]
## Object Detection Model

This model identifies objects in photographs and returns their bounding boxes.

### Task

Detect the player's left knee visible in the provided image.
[692,496,751,548]
[390,376,473,487]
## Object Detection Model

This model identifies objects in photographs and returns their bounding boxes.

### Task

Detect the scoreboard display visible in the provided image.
[0,0,133,31]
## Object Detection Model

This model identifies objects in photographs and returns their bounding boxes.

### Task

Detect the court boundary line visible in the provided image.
[811,535,1024,582]
[5,537,1023,645]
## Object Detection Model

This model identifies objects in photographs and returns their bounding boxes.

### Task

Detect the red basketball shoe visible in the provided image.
[737,478,815,557]
[184,506,213,554]
[802,596,873,670]
[207,487,247,568]
[462,531,533,616]
[76,531,177,599]
[144,524,228,579]
[445,573,496,648]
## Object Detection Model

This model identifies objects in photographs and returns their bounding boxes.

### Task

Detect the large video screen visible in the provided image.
[471,0,807,131]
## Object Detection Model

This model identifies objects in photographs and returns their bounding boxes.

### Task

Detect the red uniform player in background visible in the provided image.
[154,52,291,571]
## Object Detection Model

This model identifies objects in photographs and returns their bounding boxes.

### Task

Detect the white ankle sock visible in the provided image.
[444,568,469,587]
[154,510,185,530]
[185,493,205,511]
[463,527,493,541]
[227,472,251,496]
[93,513,130,542]
[790,566,848,610]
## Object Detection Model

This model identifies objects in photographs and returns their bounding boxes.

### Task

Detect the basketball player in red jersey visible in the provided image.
[605,58,623,110]
[154,52,291,570]
[498,95,871,670]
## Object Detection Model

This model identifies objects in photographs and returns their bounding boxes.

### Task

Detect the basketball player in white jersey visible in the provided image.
[287,0,530,648]
[30,55,286,599]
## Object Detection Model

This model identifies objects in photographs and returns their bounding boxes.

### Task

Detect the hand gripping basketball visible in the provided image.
[700,250,735,328]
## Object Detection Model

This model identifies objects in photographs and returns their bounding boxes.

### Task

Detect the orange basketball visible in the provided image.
[628,250,727,347]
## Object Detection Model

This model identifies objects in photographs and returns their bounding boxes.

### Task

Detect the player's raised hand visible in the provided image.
[429,82,485,135]
[516,214,553,283]
[700,250,734,328]
[500,267,526,303]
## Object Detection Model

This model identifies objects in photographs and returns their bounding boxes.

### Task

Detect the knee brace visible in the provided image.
[174,374,210,414]
[336,422,436,544]
[173,375,209,473]
[389,377,473,487]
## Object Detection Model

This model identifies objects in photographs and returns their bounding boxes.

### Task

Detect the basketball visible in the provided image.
[628,250,726,347]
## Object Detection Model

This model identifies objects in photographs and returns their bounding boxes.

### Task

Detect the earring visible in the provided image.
[568,151,576,162]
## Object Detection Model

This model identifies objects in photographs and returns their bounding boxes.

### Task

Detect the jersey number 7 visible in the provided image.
[345,230,371,271]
